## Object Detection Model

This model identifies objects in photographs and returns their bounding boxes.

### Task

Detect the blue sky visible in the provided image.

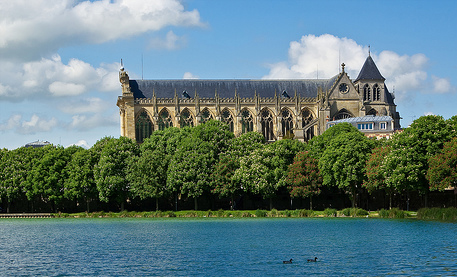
[1,0,456,150]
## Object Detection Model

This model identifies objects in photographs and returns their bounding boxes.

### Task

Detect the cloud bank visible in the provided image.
[263,34,455,100]
[0,0,204,61]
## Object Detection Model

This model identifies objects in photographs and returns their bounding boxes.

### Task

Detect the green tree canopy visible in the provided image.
[383,115,453,196]
[319,131,374,208]
[94,136,139,210]
[286,151,322,209]
[427,137,457,192]
[212,132,264,204]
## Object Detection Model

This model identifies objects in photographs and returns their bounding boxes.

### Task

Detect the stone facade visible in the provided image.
[117,55,401,143]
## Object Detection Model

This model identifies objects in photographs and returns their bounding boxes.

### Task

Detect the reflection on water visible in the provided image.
[0,218,456,276]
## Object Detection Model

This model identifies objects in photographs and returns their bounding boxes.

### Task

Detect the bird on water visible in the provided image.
[307,257,318,262]
[283,259,293,264]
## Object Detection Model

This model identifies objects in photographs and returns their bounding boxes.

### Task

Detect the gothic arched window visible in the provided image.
[334,109,353,120]
[180,108,194,128]
[302,108,314,141]
[367,108,377,116]
[261,109,275,141]
[373,84,380,101]
[281,108,294,137]
[200,108,213,124]
[158,108,173,130]
[221,109,234,133]
[135,110,153,143]
[241,108,254,134]
[363,84,371,101]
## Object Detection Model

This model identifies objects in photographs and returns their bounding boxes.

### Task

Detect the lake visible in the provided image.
[0,218,456,276]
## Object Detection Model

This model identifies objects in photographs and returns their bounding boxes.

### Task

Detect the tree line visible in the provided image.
[1,115,456,213]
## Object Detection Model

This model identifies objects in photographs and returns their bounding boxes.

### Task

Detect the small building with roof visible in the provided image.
[24,140,51,148]
[326,115,397,139]
[117,54,401,143]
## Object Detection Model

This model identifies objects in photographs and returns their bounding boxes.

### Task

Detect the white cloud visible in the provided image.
[67,140,90,149]
[432,76,452,93]
[59,98,109,114]
[0,0,204,61]
[49,82,86,96]
[183,72,199,79]
[149,30,187,50]
[424,111,435,116]
[0,114,22,132]
[21,115,58,134]
[264,34,367,79]
[0,55,119,101]
[263,34,453,101]
[69,113,118,131]
[0,114,58,134]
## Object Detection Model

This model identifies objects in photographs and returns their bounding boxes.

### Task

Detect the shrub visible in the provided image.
[323,208,337,217]
[341,208,368,217]
[417,207,457,221]
[267,209,279,217]
[255,209,268,217]
[297,209,313,217]
[341,208,352,216]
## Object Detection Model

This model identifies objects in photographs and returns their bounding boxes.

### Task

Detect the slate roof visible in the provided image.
[129,79,332,99]
[355,55,385,82]
[328,115,393,124]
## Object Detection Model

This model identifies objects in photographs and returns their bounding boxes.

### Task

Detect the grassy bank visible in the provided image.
[52,208,421,219]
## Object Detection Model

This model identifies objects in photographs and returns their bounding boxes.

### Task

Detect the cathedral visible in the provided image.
[117,55,400,143]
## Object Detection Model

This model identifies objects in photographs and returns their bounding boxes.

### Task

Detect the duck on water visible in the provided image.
[307,257,318,262]
[283,259,293,264]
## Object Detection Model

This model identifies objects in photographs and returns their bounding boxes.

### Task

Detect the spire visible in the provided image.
[355,55,385,82]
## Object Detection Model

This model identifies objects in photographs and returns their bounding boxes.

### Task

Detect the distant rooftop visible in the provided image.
[24,140,51,148]
[328,115,393,124]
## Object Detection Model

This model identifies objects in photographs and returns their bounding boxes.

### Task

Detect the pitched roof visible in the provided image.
[328,115,393,124]
[355,55,385,82]
[129,79,331,99]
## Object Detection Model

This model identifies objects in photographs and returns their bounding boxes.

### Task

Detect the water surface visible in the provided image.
[0,218,456,276]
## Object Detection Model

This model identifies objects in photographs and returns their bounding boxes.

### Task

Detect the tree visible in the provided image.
[319,131,374,208]
[286,151,322,209]
[427,137,457,192]
[64,148,98,212]
[383,115,453,208]
[212,132,264,207]
[233,139,305,209]
[128,128,184,211]
[363,145,395,208]
[167,120,234,210]
[94,136,139,211]
[29,145,81,212]
[307,122,361,159]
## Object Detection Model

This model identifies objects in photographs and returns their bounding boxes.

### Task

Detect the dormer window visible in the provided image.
[357,123,373,130]
[380,122,387,130]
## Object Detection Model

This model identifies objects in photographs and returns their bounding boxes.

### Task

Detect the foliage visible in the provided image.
[323,208,337,217]
[417,207,457,221]
[286,151,322,200]
[378,208,406,219]
[307,123,361,159]
[29,145,81,211]
[319,131,374,207]
[94,137,139,209]
[426,137,457,191]
[64,148,98,211]
[383,115,453,195]
[341,208,368,217]
[212,132,264,200]
[167,120,234,209]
